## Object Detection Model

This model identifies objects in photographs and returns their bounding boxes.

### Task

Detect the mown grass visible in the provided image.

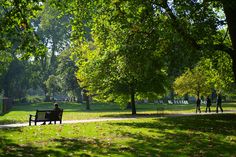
[0,113,236,156]
[0,102,236,125]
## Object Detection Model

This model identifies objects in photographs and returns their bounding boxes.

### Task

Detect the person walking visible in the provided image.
[205,96,211,113]
[196,97,201,113]
[216,94,223,113]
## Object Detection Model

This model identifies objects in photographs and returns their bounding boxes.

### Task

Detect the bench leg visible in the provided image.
[29,115,32,126]
[35,121,37,126]
[54,121,56,124]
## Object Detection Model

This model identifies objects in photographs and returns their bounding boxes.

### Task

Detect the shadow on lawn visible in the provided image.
[0,133,129,157]
[1,114,236,157]
[111,113,236,156]
[100,112,196,119]
[0,137,62,157]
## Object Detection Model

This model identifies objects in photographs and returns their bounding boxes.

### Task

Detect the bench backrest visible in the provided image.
[35,109,63,121]
[35,110,50,121]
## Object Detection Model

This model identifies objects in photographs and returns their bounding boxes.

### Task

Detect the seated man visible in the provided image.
[42,103,61,125]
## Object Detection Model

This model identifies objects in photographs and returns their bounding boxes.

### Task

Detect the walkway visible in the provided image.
[0,111,235,129]
[0,118,137,129]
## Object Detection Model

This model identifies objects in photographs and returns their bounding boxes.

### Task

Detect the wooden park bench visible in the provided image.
[29,109,63,126]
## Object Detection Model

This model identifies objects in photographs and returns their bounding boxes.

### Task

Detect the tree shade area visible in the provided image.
[1,1,236,156]
[1,103,236,156]
[0,0,236,114]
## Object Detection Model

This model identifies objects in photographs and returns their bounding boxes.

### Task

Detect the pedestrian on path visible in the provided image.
[216,93,223,113]
[205,96,211,113]
[196,97,201,113]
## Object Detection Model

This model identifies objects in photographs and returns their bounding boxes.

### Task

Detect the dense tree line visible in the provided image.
[0,0,236,114]
[0,0,81,102]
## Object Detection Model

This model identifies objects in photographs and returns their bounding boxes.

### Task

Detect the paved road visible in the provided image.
[0,111,235,129]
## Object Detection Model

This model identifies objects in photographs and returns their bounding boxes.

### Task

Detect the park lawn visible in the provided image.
[0,114,236,157]
[0,102,236,125]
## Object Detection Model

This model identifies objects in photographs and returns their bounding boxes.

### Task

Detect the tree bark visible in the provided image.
[130,85,136,115]
[222,1,236,81]
[86,97,90,110]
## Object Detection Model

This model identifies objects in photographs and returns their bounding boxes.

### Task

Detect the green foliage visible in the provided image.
[57,50,82,101]
[36,1,71,55]
[0,0,46,59]
[174,57,234,97]
[211,51,234,93]
[54,0,236,82]
[73,1,168,109]
[44,75,60,98]
[2,59,29,99]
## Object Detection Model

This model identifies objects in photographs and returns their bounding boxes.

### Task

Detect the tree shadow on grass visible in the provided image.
[53,137,122,156]
[100,113,176,118]
[0,137,62,157]
[112,114,236,136]
[1,114,236,157]
[0,128,131,157]
[111,129,236,157]
[0,135,133,157]
[110,113,236,156]
[161,113,236,136]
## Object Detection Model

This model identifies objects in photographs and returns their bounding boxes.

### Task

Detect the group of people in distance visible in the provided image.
[196,93,223,113]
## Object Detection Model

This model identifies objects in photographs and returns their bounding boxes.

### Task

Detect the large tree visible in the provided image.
[51,0,236,82]
[74,0,168,114]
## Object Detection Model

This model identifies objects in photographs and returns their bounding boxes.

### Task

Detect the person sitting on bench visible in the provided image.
[42,103,61,125]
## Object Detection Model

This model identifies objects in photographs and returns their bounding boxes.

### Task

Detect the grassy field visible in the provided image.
[0,114,236,156]
[0,102,236,156]
[0,101,236,125]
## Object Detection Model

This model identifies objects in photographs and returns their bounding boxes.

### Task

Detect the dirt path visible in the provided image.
[0,111,235,129]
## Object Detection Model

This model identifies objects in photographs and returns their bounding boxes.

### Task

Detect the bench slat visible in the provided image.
[29,109,63,126]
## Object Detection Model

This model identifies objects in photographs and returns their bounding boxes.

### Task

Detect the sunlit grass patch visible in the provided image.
[1,102,236,125]
[0,114,236,156]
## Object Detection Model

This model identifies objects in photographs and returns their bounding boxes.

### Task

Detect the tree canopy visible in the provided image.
[1,0,236,111]
[51,0,236,80]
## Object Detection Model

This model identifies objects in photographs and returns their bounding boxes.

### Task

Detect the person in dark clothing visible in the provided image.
[53,103,61,113]
[42,103,62,125]
[216,94,223,113]
[196,97,201,113]
[205,96,211,113]
[48,103,62,124]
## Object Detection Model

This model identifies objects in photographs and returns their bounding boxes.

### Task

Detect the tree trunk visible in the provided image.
[85,96,90,110]
[197,90,200,98]
[130,86,136,115]
[222,1,236,81]
[231,53,236,82]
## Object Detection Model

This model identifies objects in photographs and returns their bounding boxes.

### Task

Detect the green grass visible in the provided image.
[0,114,236,156]
[1,102,236,156]
[0,102,236,125]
